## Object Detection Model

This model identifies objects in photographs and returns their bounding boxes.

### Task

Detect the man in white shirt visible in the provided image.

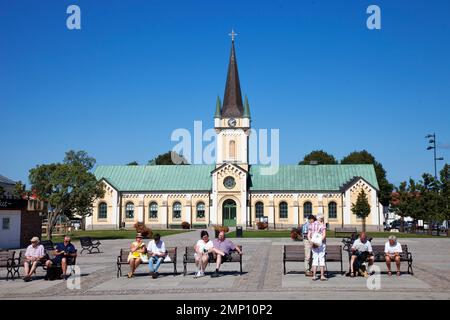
[23,237,46,282]
[384,235,402,276]
[350,232,374,277]
[147,233,166,278]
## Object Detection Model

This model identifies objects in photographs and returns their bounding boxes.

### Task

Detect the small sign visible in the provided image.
[0,199,27,210]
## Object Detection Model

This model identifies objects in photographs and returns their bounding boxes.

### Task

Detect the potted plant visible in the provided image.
[213,225,230,238]
[181,221,191,229]
[133,221,153,239]
[256,221,268,230]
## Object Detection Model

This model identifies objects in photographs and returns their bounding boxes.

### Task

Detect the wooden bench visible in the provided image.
[371,244,414,275]
[283,245,343,275]
[0,250,15,280]
[11,249,46,279]
[182,246,243,276]
[79,237,101,254]
[283,245,307,275]
[116,247,177,278]
[40,240,55,251]
[324,245,344,275]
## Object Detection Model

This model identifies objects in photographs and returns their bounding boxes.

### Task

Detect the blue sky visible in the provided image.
[0,0,449,186]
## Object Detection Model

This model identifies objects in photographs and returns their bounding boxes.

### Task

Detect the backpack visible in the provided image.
[46,266,62,281]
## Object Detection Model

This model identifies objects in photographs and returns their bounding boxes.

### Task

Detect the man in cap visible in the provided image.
[23,237,46,281]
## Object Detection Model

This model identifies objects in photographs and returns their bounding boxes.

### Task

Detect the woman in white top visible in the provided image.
[384,235,402,276]
[194,230,224,278]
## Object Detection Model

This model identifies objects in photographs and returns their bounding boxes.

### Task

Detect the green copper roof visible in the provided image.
[94,164,378,192]
[249,164,379,191]
[95,165,214,191]
[243,95,250,118]
[214,96,222,118]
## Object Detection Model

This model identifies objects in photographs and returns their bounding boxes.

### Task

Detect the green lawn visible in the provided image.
[226,230,447,239]
[50,229,191,242]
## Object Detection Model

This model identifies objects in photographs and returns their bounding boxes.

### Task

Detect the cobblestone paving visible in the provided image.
[1,232,449,299]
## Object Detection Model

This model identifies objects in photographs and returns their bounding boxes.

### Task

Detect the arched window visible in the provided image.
[173,202,182,219]
[196,202,205,219]
[229,140,236,159]
[328,202,337,219]
[303,202,312,219]
[125,202,134,219]
[98,202,107,219]
[279,202,288,219]
[149,202,158,219]
[255,202,264,219]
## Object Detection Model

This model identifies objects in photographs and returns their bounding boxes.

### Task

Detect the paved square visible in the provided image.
[1,229,450,300]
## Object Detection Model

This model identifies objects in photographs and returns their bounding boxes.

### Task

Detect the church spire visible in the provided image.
[221,30,244,118]
[214,95,222,118]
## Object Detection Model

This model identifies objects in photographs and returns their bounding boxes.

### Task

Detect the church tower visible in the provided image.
[211,30,251,227]
[214,30,251,171]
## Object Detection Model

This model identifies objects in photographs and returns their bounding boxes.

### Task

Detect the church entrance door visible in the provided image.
[222,199,237,227]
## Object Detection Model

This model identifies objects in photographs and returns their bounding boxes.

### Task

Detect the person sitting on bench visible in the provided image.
[127,233,147,278]
[350,232,374,277]
[45,236,77,280]
[385,235,402,276]
[194,230,224,278]
[211,231,242,278]
[23,237,46,282]
[147,233,167,279]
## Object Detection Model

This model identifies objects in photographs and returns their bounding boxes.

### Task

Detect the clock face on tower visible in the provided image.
[228,118,237,127]
[223,176,236,189]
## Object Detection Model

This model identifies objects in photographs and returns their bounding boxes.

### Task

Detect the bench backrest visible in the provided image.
[79,237,93,246]
[284,245,306,260]
[41,240,55,251]
[325,245,342,261]
[335,227,357,234]
[0,251,15,267]
[119,247,177,263]
[184,245,242,262]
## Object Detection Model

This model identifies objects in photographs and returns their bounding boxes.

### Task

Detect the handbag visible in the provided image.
[163,255,171,262]
[140,253,149,263]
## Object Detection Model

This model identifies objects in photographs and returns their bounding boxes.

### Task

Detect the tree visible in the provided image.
[299,150,337,165]
[13,181,26,198]
[440,164,450,222]
[148,151,189,165]
[341,150,393,207]
[127,161,139,166]
[29,150,105,239]
[351,190,371,232]
[64,150,96,170]
[390,179,421,232]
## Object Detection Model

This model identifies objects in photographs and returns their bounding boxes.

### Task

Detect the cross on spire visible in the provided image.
[228,29,238,42]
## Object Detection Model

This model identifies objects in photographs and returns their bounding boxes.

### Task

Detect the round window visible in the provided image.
[223,176,236,189]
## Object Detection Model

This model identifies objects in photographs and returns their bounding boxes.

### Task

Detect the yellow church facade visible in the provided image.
[87,38,383,231]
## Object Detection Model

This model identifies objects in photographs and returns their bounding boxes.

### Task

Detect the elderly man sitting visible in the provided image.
[385,235,402,276]
[211,231,242,278]
[349,232,374,277]
[23,237,46,282]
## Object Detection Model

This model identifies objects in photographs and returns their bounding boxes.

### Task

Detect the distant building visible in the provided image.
[0,199,45,249]
[0,174,16,198]
[88,37,384,231]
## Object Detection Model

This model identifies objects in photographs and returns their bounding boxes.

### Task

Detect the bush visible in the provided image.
[181,221,191,229]
[256,222,268,230]
[133,221,153,238]
[290,228,302,241]
[212,225,229,233]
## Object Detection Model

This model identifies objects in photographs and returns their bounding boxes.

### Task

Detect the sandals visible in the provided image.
[388,271,392,276]
[320,277,328,281]
[127,272,134,278]
[396,271,401,276]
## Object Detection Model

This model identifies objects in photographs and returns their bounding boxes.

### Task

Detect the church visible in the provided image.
[87,36,383,231]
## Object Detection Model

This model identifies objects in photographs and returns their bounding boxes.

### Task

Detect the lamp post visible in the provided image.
[425,133,444,179]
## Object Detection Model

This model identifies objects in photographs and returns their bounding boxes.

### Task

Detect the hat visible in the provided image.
[135,233,143,238]
[30,237,40,243]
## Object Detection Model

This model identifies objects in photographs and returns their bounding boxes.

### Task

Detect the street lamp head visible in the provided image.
[436,157,444,161]
[425,134,434,138]
[429,139,435,144]
[427,146,434,150]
